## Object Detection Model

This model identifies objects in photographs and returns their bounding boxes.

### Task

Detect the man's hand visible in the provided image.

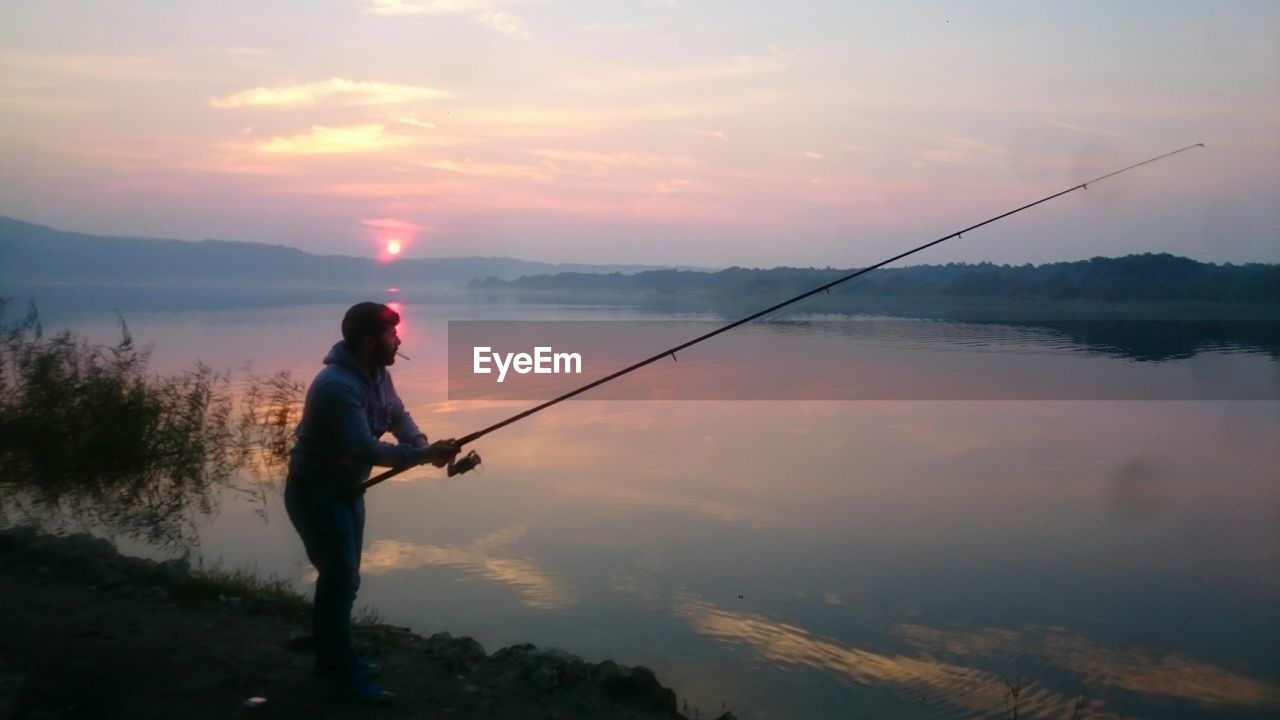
[422,438,460,468]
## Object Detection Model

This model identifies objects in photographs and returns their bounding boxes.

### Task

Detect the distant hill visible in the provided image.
[4,216,1276,310]
[0,217,688,288]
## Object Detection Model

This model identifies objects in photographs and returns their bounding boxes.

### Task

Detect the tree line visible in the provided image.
[473,253,1279,305]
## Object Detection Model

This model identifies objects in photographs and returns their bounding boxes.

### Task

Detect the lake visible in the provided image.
[5,283,1279,719]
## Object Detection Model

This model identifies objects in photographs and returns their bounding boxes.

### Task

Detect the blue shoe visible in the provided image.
[329,675,395,705]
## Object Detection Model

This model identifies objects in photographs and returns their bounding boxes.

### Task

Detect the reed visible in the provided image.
[0,299,303,547]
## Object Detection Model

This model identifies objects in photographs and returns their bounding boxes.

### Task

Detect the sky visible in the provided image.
[1,1,1277,267]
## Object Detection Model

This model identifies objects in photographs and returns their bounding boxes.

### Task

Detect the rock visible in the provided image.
[593,660,623,683]
[99,567,128,589]
[62,533,115,559]
[456,636,487,663]
[0,526,37,551]
[598,664,677,714]
[426,633,489,674]
[494,644,580,668]
[527,648,586,685]
[530,666,558,691]
[69,557,126,589]
[535,648,582,668]
[493,642,537,662]
[149,558,190,587]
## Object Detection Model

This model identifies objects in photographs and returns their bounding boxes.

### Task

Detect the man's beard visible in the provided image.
[380,345,397,366]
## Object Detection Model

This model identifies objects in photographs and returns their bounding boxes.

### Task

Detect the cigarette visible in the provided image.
[396,351,411,361]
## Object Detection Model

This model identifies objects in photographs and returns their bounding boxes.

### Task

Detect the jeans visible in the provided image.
[284,480,365,680]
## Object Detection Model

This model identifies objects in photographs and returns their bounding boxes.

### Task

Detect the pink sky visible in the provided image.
[1,1,1276,267]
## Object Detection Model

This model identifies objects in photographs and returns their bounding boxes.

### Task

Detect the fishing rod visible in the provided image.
[367,142,1204,490]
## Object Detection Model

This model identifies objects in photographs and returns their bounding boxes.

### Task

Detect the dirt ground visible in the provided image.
[0,529,730,720]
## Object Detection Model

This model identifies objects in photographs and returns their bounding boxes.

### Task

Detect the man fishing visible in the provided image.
[286,301,459,703]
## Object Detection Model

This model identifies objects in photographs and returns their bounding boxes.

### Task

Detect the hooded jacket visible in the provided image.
[288,341,427,492]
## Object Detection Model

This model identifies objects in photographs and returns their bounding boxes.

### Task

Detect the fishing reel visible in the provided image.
[447,449,482,477]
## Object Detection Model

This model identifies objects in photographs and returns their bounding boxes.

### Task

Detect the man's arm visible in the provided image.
[318,380,426,468]
[386,375,426,446]
[393,406,460,468]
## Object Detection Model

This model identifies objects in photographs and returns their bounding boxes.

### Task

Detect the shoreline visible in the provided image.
[0,527,735,720]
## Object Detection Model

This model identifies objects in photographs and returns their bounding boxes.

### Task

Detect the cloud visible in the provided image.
[255,125,405,154]
[804,152,824,160]
[711,45,792,78]
[398,116,438,130]
[0,51,176,81]
[473,11,530,37]
[366,0,495,14]
[1034,116,1128,138]
[906,135,1012,167]
[576,21,650,32]
[223,46,269,57]
[557,47,791,95]
[210,78,452,109]
[421,157,553,181]
[362,218,424,232]
[440,102,729,139]
[528,148,700,175]
[680,128,726,140]
[365,0,531,37]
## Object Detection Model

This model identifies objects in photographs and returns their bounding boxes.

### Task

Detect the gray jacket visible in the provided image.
[287,341,427,491]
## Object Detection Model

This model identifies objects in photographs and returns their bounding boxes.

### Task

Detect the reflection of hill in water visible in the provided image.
[1014,320,1280,362]
[5,283,360,315]
[775,319,1280,363]
[1,283,471,320]
[6,283,1277,363]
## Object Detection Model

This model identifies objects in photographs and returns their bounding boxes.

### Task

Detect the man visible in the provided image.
[286,302,459,703]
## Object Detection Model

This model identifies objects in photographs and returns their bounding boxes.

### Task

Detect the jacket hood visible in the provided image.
[323,341,379,383]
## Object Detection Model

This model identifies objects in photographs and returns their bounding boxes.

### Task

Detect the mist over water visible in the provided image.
[4,283,1278,719]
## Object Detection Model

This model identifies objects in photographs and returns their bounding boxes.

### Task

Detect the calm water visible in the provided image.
[8,284,1280,719]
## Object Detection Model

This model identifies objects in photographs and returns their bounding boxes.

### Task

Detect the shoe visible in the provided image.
[329,675,395,705]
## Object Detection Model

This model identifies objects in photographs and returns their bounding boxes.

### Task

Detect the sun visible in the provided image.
[386,239,402,255]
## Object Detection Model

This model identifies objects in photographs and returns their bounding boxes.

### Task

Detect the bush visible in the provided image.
[0,299,301,547]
